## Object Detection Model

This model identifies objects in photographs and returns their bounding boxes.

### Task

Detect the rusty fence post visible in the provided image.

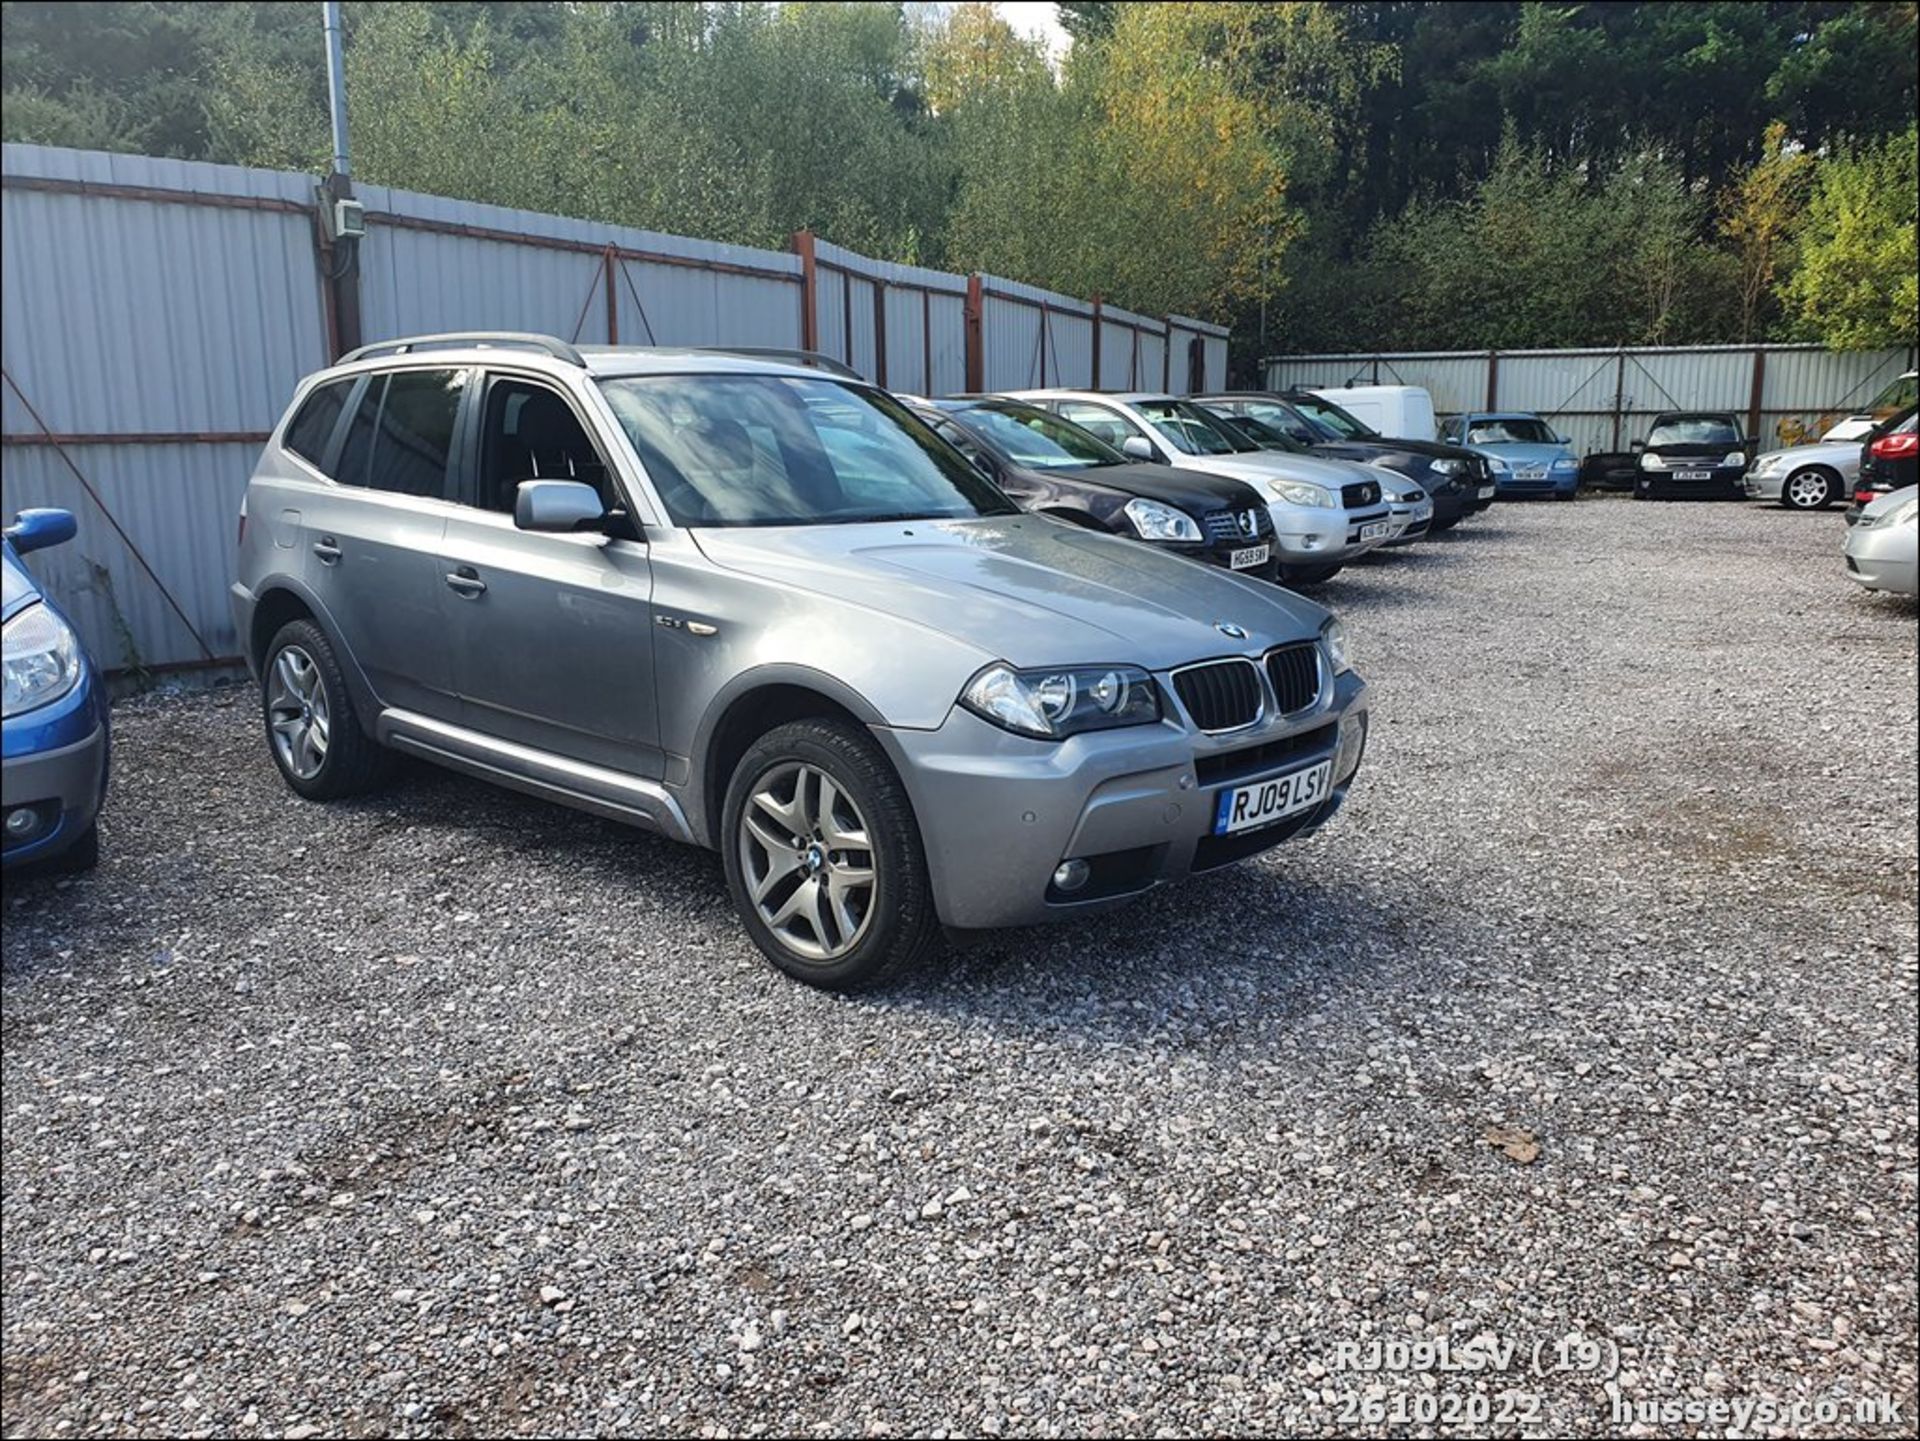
[791,229,818,352]
[965,274,984,392]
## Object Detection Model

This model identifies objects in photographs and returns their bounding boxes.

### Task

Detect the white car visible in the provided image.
[1742,438,1863,511]
[1843,485,1917,596]
[1002,390,1395,584]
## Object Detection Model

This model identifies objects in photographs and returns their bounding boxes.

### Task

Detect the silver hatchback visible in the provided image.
[233,335,1369,988]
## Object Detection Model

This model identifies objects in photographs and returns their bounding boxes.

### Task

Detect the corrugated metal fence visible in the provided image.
[1265,345,1916,458]
[2,142,1234,676]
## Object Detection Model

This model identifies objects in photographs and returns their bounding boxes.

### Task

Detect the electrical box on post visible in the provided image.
[315,184,366,243]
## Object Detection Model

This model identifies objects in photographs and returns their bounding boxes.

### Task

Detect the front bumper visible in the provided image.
[1494,469,1578,498]
[2,670,110,866]
[1380,499,1434,547]
[1265,501,1378,567]
[1636,466,1745,499]
[876,670,1368,929]
[1844,526,1919,595]
[1741,469,1786,500]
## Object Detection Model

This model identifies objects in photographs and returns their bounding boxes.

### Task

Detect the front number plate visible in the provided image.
[1676,469,1711,480]
[1228,543,1270,570]
[1214,760,1333,836]
[1360,520,1391,541]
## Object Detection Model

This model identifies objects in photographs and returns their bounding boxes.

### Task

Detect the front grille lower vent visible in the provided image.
[1265,642,1322,715]
[1172,659,1262,732]
[1203,508,1269,544]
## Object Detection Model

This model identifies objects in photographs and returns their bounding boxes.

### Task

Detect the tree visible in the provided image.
[1781,126,1919,349]
[1718,121,1814,341]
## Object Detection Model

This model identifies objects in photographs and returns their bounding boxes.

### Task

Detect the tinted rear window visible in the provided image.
[283,379,353,471]
[334,369,467,498]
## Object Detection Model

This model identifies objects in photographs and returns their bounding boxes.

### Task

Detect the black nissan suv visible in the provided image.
[1195,390,1493,531]
[909,397,1280,582]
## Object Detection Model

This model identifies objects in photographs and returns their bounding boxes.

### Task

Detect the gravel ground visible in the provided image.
[3,497,1915,1439]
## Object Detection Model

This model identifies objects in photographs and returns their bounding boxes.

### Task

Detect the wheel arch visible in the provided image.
[692,667,892,849]
[247,579,381,734]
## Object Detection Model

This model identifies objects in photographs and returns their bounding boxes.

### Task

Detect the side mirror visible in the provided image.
[1120,435,1156,462]
[4,508,78,554]
[1630,439,1646,453]
[1555,433,1571,446]
[514,479,607,533]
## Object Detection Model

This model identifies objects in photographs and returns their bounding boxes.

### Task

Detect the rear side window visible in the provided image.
[333,369,467,498]
[283,379,352,472]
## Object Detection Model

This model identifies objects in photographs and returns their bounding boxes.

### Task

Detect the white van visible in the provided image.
[1822,371,1918,442]
[1303,385,1438,442]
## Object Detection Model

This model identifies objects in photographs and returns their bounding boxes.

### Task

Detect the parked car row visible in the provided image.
[13,338,1904,963]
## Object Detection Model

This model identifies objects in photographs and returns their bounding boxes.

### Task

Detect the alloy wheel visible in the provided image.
[266,644,330,780]
[737,761,876,961]
[1785,472,1830,509]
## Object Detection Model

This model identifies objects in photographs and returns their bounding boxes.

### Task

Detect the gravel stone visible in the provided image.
[3,501,1914,1436]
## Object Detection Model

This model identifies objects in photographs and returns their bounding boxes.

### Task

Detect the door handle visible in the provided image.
[445,566,487,598]
[312,537,341,564]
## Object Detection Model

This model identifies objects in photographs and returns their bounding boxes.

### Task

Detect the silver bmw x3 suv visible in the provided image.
[232,334,1369,988]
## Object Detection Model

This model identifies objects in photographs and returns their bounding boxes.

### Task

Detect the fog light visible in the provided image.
[1052,858,1090,893]
[4,806,47,843]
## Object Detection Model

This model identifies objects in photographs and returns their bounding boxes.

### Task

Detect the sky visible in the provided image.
[992,2,1073,62]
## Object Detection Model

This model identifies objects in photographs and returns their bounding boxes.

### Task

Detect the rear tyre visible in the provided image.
[1279,563,1344,586]
[1781,468,1836,511]
[722,718,939,991]
[261,619,393,800]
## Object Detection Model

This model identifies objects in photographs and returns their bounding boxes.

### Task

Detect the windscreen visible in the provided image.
[1290,395,1378,440]
[1134,400,1245,456]
[949,403,1122,470]
[597,374,1018,526]
[1648,417,1740,447]
[1465,417,1558,445]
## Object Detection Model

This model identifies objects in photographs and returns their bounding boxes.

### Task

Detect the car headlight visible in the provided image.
[1723,451,1746,467]
[1552,456,1578,470]
[2,604,82,718]
[961,662,1161,740]
[1121,497,1203,543]
[1270,481,1334,509]
[1639,452,1668,470]
[1485,456,1510,474]
[1864,496,1920,529]
[1321,617,1353,676]
[1754,453,1784,474]
[1429,458,1467,476]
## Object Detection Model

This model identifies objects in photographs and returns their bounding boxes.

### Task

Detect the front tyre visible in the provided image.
[261,619,393,800]
[722,718,938,990]
[1781,468,1836,511]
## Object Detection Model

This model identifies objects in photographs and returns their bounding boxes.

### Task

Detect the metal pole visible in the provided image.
[323,1,350,177]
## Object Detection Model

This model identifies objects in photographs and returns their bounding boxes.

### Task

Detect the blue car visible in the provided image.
[1438,412,1581,500]
[3,508,110,871]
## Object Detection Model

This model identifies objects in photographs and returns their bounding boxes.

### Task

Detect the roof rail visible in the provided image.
[705,347,864,381]
[339,332,587,367]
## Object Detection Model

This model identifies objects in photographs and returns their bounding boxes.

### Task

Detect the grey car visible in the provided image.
[1741,438,1863,511]
[232,334,1370,988]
